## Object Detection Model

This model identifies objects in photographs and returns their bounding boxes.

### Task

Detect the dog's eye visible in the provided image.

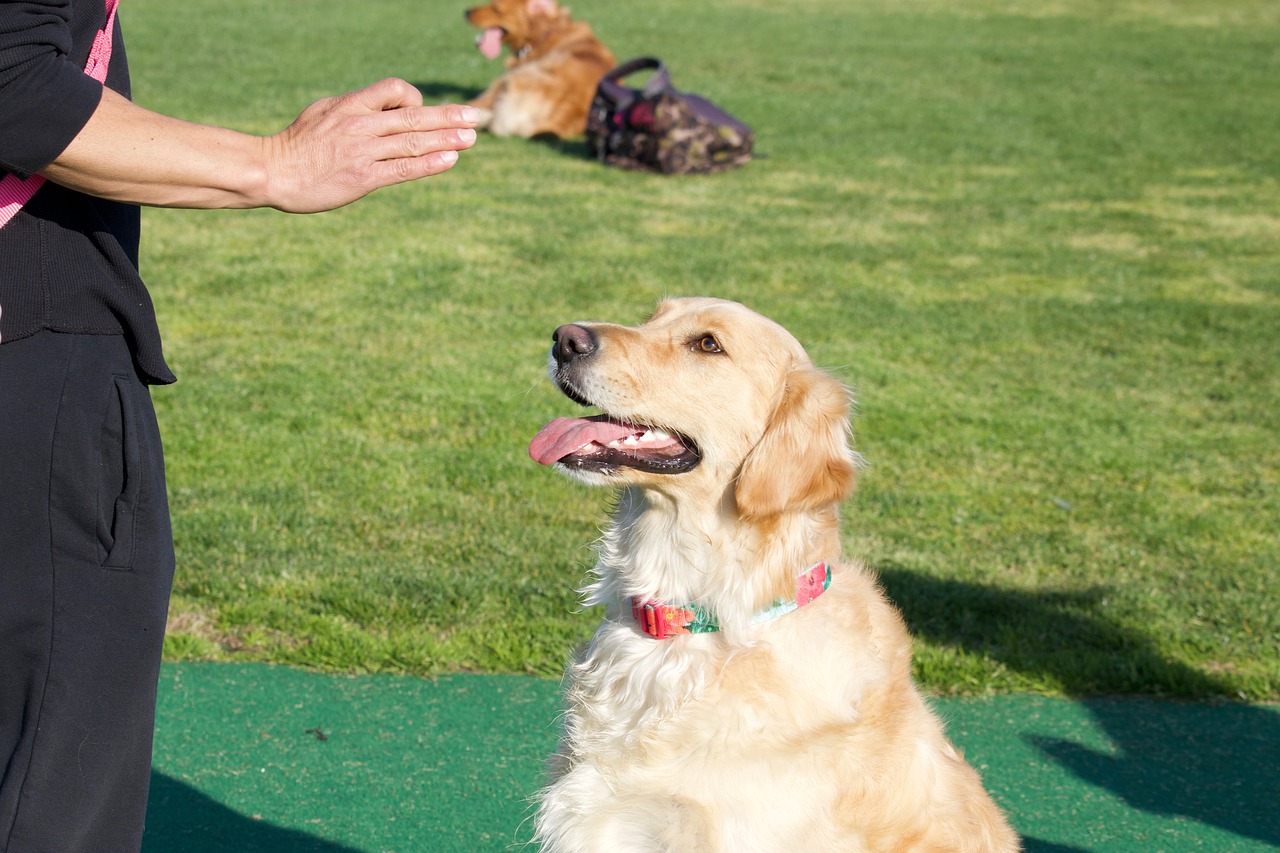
[695,335,723,354]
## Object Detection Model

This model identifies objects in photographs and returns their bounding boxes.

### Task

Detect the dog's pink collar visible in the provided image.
[630,562,832,640]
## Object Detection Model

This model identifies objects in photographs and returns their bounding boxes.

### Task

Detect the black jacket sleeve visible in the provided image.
[0,0,106,178]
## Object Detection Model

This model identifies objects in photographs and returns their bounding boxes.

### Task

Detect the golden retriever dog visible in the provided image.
[464,0,615,138]
[527,298,1020,852]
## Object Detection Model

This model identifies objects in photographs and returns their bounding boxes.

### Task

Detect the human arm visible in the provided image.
[40,79,479,213]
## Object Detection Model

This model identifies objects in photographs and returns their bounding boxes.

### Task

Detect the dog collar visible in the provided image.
[630,562,832,640]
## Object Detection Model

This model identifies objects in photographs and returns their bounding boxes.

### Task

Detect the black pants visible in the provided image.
[0,332,175,853]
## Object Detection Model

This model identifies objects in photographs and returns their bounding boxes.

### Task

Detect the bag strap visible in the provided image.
[0,0,119,229]
[596,57,672,109]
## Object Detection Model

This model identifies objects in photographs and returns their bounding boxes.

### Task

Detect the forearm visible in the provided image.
[41,87,272,209]
[39,79,479,214]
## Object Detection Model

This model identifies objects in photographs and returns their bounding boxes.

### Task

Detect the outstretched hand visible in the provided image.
[44,78,480,212]
[262,78,480,213]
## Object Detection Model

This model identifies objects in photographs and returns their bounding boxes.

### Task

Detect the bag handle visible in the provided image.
[0,0,119,229]
[596,57,672,108]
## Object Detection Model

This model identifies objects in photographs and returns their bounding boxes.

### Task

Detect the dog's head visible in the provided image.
[466,0,567,59]
[530,298,860,519]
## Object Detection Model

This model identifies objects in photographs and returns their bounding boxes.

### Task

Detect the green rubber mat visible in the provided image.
[143,663,1279,852]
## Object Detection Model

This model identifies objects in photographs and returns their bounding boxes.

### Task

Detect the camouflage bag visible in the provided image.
[586,57,754,175]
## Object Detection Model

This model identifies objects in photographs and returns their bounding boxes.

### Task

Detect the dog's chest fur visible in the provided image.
[541,576,921,853]
[555,486,882,753]
[560,580,897,755]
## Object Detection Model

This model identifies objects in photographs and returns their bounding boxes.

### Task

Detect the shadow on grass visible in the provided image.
[1020,840,1091,853]
[143,773,361,853]
[139,769,1090,853]
[1031,699,1280,848]
[877,566,1280,848]
[412,81,482,103]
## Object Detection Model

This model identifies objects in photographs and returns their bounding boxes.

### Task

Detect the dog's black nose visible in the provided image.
[552,324,597,366]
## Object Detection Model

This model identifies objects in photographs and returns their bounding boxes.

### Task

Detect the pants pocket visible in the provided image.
[100,375,144,569]
[48,335,171,571]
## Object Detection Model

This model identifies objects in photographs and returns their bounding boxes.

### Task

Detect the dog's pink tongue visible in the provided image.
[529,416,638,465]
[476,27,503,60]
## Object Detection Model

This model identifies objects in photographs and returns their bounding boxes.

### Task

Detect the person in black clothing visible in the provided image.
[0,1,479,850]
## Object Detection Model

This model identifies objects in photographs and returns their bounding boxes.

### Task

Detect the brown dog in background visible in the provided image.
[464,0,615,138]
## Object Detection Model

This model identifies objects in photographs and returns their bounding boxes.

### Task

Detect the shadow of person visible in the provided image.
[874,565,1226,697]
[875,565,1280,847]
[1031,699,1280,847]
[143,772,363,853]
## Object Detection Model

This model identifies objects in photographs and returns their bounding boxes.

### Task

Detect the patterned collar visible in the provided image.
[630,562,832,640]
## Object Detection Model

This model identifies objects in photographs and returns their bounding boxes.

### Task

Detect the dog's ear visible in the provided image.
[735,366,859,520]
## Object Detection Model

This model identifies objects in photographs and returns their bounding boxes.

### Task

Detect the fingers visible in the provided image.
[263,81,484,213]
[343,90,481,186]
[363,124,478,168]
[371,102,483,140]
[332,82,482,172]
[361,130,475,186]
[352,79,483,132]
[367,147,463,186]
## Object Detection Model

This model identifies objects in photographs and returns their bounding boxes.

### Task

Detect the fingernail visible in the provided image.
[459,128,477,144]
[439,150,459,165]
[460,106,482,124]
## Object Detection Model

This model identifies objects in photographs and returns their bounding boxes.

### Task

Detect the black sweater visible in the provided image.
[0,0,173,384]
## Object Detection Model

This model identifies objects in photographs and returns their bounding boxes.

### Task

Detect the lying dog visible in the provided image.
[528,298,1020,852]
[464,0,614,138]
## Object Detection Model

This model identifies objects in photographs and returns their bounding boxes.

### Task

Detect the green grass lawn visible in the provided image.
[129,0,1279,701]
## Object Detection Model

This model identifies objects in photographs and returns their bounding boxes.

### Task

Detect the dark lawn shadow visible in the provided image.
[1020,839,1092,853]
[1031,699,1280,847]
[875,565,1225,697]
[876,565,1280,847]
[412,81,483,103]
[533,135,592,159]
[143,772,362,853]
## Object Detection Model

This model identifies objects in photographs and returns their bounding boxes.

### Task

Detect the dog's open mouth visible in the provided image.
[529,415,701,474]
[475,27,505,60]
